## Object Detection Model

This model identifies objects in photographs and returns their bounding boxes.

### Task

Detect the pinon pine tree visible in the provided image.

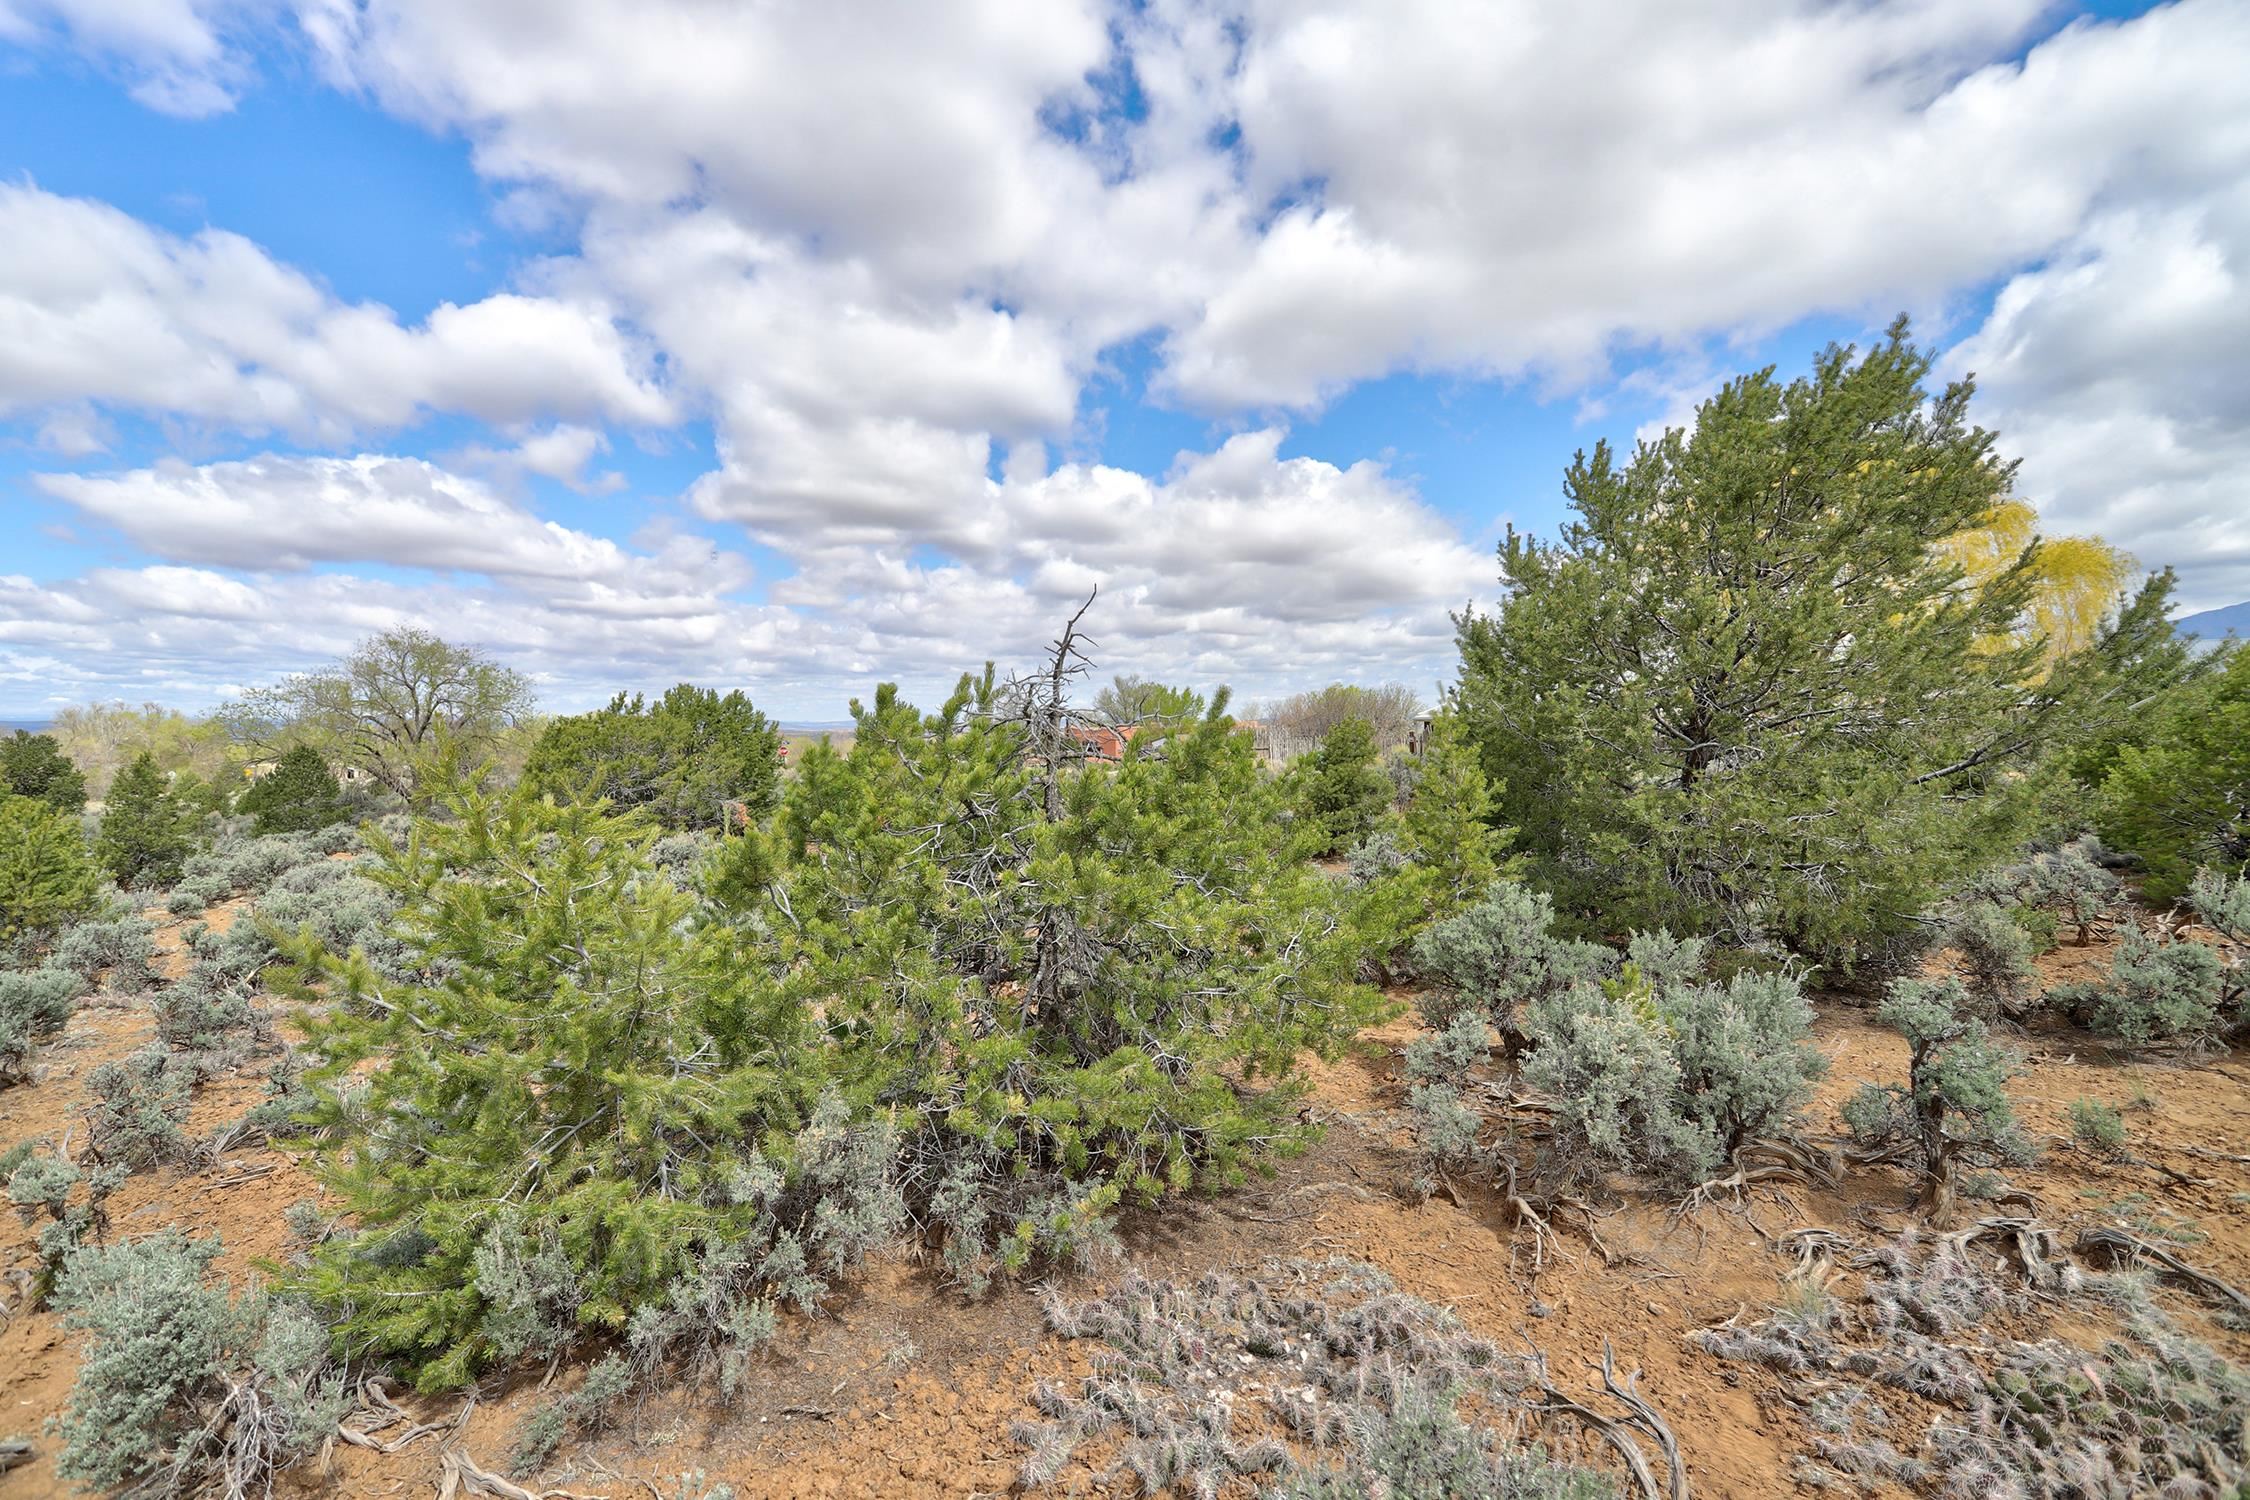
[239,746,344,835]
[756,602,1387,1288]
[277,785,821,1389]
[95,752,192,889]
[0,793,100,941]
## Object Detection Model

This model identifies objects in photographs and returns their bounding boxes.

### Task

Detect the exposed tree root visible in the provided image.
[1939,1216,2069,1289]
[2076,1226,2250,1319]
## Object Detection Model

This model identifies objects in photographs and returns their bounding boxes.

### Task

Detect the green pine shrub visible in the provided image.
[0,793,101,942]
[2052,925,2226,1047]
[1343,712,1518,973]
[277,786,835,1390]
[763,670,1382,1294]
[95,752,193,889]
[521,683,783,832]
[52,1230,347,1498]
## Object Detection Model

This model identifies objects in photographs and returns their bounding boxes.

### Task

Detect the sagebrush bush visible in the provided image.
[1980,836,2122,946]
[53,1230,347,1498]
[1521,973,1716,1185]
[2068,1098,2128,1157]
[1946,901,2037,1014]
[1656,968,1827,1158]
[83,1044,192,1168]
[1842,977,2027,1208]
[52,903,158,994]
[2053,924,2226,1046]
[0,962,88,1084]
[1411,881,1612,1033]
[2191,867,2250,944]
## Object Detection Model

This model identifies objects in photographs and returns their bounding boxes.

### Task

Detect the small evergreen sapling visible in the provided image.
[1291,716,1394,856]
[0,793,100,941]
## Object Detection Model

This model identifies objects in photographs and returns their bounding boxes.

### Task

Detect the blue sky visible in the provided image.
[2,0,2244,718]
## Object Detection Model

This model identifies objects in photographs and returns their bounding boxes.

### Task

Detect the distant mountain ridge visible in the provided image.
[2178,600,2250,642]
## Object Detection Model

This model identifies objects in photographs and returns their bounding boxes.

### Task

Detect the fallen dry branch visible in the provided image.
[437,1447,608,1500]
[1527,1339,1690,1500]
[2075,1226,2250,1319]
[0,1439,31,1475]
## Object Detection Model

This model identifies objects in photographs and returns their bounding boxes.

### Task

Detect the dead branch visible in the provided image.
[437,1447,607,1500]
[0,1439,32,1475]
[2076,1226,2250,1319]
[1527,1339,1689,1500]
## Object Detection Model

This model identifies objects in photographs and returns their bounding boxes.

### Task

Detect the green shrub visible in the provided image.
[1980,837,2123,946]
[238,746,346,835]
[2067,1098,2127,1157]
[2097,645,2250,900]
[52,1230,346,1498]
[1842,977,2027,1208]
[2053,925,2225,1046]
[2191,867,2250,943]
[521,683,783,833]
[0,794,101,941]
[1290,717,1394,857]
[277,788,842,1389]
[95,752,193,889]
[0,730,87,812]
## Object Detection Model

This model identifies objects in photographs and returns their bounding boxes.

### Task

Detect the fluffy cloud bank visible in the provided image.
[5,0,2250,710]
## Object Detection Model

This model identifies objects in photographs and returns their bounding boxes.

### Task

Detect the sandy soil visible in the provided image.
[4,910,2246,1499]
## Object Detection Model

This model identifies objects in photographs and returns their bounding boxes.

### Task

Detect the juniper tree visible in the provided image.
[96,752,193,889]
[1291,717,1394,856]
[0,730,87,812]
[238,745,345,835]
[2098,644,2249,900]
[1454,320,2190,965]
[521,683,783,831]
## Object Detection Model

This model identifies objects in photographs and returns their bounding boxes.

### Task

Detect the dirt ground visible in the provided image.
[4,909,2246,1499]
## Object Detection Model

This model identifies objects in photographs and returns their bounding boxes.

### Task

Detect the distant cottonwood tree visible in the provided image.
[1454,319,2192,963]
[1256,683,1422,750]
[225,628,533,804]
[1090,674,1206,726]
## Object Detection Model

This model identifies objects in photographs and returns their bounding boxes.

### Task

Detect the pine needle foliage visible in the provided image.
[278,785,819,1390]
[0,793,101,942]
[755,645,1385,1290]
[238,745,346,835]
